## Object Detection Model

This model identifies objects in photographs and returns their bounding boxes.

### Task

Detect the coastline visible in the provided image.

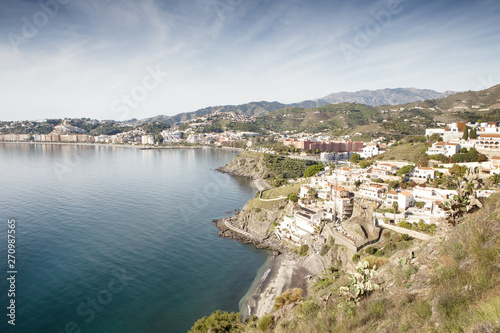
[0,141,219,150]
[239,253,311,318]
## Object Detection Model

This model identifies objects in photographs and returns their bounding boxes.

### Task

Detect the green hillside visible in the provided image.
[254,103,383,134]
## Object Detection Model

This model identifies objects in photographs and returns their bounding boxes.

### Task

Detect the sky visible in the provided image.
[1,0,500,121]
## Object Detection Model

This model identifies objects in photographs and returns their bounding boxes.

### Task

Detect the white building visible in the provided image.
[474,134,500,151]
[377,163,398,174]
[361,144,379,158]
[359,183,387,200]
[411,167,437,180]
[427,141,460,157]
[386,190,414,209]
[443,122,467,141]
[160,130,182,142]
[141,135,155,145]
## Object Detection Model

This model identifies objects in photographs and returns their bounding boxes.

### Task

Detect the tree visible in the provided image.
[359,160,374,169]
[397,165,415,177]
[462,126,469,140]
[429,133,443,142]
[304,164,325,177]
[449,164,467,178]
[350,153,360,164]
[392,201,399,223]
[288,193,299,203]
[154,134,163,144]
[470,128,477,139]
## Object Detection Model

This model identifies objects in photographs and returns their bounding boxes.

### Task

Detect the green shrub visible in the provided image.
[320,244,331,256]
[401,234,410,241]
[288,193,299,203]
[304,164,325,177]
[299,244,309,256]
[189,310,242,333]
[414,201,425,209]
[257,314,273,331]
[352,254,361,262]
[365,247,378,255]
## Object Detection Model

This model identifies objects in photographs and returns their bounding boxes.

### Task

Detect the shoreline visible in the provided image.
[239,253,311,318]
[0,141,238,150]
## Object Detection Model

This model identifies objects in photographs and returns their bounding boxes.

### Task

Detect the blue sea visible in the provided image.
[0,143,268,333]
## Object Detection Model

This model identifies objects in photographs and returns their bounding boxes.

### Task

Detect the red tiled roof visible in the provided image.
[479,133,500,138]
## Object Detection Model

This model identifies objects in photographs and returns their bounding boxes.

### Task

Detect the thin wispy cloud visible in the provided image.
[0,0,499,121]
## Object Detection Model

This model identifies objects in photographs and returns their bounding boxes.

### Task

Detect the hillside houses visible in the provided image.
[426,122,500,153]
[359,183,387,201]
[410,167,437,180]
[386,190,414,209]
[427,141,460,157]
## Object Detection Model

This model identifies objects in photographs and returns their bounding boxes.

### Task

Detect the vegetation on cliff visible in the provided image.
[192,193,500,332]
[218,151,320,184]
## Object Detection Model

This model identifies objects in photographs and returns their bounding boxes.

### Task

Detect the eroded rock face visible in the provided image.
[217,151,269,180]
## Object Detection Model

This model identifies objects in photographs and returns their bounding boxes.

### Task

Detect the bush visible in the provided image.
[401,233,410,241]
[352,254,361,262]
[274,288,303,310]
[415,201,425,209]
[257,314,273,331]
[365,247,378,255]
[288,193,299,203]
[397,165,415,176]
[304,165,325,177]
[359,160,374,169]
[189,310,242,333]
[299,244,309,256]
[320,244,331,256]
[429,154,449,163]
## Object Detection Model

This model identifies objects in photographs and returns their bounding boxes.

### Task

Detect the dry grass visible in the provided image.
[376,142,428,163]
[249,193,500,333]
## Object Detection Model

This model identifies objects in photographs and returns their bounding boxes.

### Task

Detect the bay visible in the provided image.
[0,143,267,333]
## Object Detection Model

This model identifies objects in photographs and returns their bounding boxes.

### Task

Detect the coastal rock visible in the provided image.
[216,151,270,180]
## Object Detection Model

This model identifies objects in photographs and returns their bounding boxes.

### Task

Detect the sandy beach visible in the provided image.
[240,253,311,318]
[251,178,271,192]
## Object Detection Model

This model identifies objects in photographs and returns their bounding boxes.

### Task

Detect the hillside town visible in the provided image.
[274,155,498,252]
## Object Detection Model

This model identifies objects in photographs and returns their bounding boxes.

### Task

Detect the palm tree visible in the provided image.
[392,201,399,223]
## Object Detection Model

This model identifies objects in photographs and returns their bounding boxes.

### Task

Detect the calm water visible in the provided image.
[0,143,268,333]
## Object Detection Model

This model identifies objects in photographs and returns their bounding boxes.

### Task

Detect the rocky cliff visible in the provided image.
[216,151,270,180]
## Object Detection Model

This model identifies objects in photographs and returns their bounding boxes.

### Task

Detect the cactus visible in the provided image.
[339,261,379,302]
[440,167,483,225]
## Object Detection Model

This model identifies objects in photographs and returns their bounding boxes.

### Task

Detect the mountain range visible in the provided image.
[125,88,456,125]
